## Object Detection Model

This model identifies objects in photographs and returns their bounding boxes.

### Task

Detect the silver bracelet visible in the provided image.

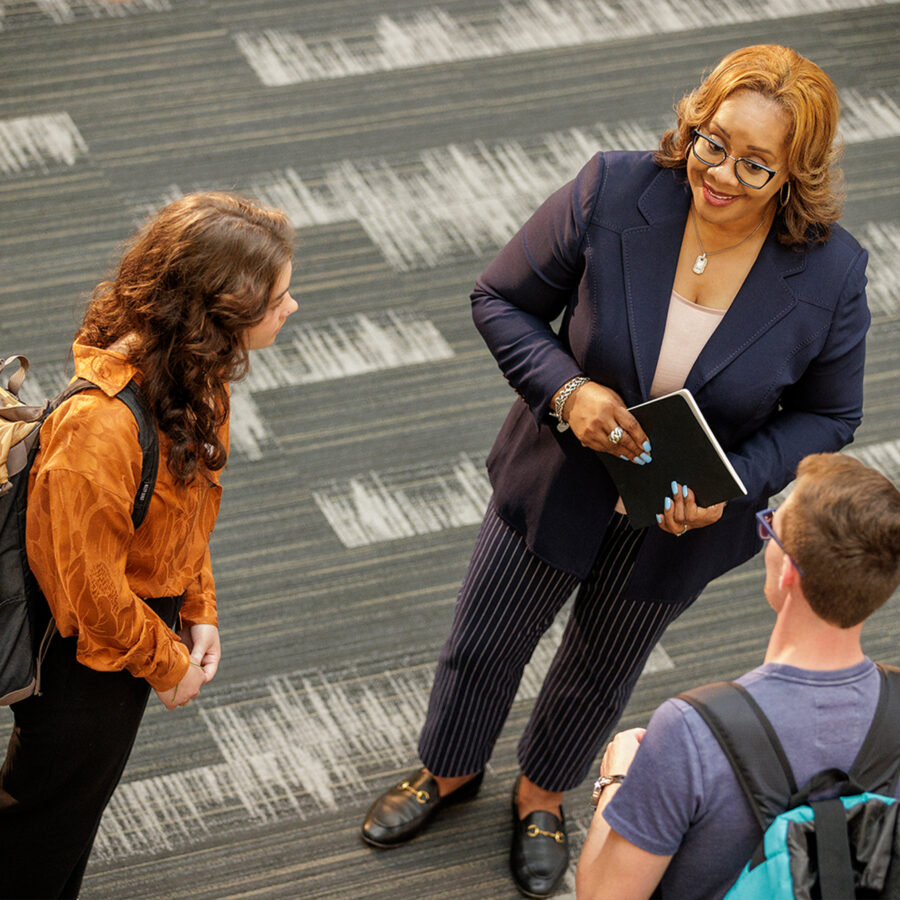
[552,376,590,432]
[591,774,625,808]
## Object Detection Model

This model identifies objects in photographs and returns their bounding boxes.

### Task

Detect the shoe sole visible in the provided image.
[511,864,566,899]
[513,886,556,900]
[360,831,408,849]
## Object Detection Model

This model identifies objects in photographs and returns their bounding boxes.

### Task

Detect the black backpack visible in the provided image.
[0,355,158,705]
[679,665,900,899]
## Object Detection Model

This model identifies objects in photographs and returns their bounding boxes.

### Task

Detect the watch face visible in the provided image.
[591,775,623,807]
[591,779,605,808]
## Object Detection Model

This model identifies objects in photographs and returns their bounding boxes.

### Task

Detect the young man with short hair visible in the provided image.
[575,453,900,900]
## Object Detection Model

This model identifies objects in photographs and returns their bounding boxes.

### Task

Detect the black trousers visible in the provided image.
[0,596,181,900]
[419,501,692,792]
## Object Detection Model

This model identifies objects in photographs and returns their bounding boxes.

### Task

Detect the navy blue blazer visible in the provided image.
[473,151,869,603]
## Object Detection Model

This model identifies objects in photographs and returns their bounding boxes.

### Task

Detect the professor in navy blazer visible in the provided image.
[362,45,870,899]
[479,147,868,601]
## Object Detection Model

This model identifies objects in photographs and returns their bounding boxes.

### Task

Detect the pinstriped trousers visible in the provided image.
[418,499,692,792]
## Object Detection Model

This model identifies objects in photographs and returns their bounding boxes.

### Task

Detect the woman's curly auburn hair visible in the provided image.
[655,45,844,247]
[78,191,294,484]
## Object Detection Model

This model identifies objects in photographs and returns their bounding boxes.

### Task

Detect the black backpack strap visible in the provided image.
[847,664,900,795]
[810,798,856,900]
[807,664,900,900]
[112,381,158,529]
[51,377,158,530]
[678,682,797,834]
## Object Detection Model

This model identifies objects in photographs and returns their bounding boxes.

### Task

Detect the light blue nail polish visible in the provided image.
[640,452,652,464]
[632,457,645,466]
[619,455,629,461]
[682,484,689,498]
[664,497,672,511]
[655,514,662,524]
[671,481,678,495]
[643,440,652,452]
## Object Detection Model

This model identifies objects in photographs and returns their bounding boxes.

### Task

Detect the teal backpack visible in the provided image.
[679,666,900,900]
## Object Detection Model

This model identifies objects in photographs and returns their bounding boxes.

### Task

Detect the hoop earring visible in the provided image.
[779,181,791,208]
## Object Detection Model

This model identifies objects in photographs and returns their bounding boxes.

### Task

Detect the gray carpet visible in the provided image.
[1,1,899,897]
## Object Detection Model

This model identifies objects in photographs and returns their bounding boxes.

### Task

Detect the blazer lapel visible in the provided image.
[686,234,806,393]
[621,170,690,400]
[620,169,806,400]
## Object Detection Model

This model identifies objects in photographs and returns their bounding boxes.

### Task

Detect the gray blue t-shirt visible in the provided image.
[603,658,897,900]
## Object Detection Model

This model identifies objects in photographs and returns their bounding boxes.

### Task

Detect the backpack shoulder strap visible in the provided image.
[112,380,158,529]
[848,664,900,794]
[50,377,158,530]
[678,681,798,833]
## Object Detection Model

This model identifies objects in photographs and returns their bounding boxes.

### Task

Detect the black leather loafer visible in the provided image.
[361,767,484,848]
[510,777,569,898]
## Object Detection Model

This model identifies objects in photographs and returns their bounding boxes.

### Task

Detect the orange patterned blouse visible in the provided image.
[26,341,225,692]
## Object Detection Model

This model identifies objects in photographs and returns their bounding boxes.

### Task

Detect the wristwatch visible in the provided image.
[591,774,625,808]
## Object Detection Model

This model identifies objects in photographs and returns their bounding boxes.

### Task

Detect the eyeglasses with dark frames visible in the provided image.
[691,129,778,190]
[755,508,806,577]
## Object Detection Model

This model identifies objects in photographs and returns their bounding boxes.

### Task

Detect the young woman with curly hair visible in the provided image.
[0,191,296,899]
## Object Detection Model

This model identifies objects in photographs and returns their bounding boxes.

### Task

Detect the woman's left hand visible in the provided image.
[179,623,221,682]
[656,483,726,536]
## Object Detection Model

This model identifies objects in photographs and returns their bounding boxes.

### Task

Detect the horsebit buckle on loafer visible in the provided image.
[399,781,431,804]
[526,823,566,843]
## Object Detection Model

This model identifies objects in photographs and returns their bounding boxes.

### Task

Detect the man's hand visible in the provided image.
[600,727,646,777]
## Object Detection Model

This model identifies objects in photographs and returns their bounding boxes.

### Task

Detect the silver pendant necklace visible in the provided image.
[690,205,767,275]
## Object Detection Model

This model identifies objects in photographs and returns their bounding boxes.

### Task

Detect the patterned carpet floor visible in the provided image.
[1,1,898,897]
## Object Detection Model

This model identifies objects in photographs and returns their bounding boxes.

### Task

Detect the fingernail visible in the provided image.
[632,456,645,466]
[643,440,652,452]
[682,484,689,498]
[619,455,629,461]
[655,514,662,524]
[664,497,672,511]
[671,481,678,495]
[640,452,652,464]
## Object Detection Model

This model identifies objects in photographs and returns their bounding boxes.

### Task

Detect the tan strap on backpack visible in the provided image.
[0,356,48,489]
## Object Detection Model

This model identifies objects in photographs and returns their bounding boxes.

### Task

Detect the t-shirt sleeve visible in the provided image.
[602,699,707,856]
